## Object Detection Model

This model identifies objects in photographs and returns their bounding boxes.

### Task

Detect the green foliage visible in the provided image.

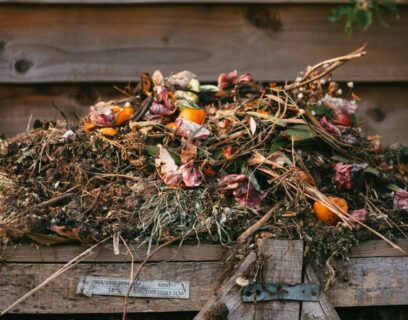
[328,0,399,36]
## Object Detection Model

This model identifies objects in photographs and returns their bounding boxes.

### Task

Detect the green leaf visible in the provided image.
[386,183,399,192]
[345,6,358,36]
[269,137,289,153]
[280,125,317,142]
[358,9,373,30]
[145,145,160,157]
[328,5,351,22]
[199,85,219,92]
[363,166,381,177]
[306,104,333,117]
[176,99,201,110]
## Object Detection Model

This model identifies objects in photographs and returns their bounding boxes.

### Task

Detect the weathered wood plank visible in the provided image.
[194,251,257,320]
[0,5,406,83]
[1,243,231,263]
[356,83,408,146]
[325,256,408,307]
[1,83,408,146]
[350,240,408,258]
[1,243,408,313]
[255,239,304,320]
[0,84,118,136]
[301,265,340,320]
[2,240,407,263]
[0,261,225,313]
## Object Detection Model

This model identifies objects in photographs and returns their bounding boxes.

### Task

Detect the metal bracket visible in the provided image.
[242,283,320,302]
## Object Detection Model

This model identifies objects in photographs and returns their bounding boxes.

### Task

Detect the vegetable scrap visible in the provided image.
[0,47,407,286]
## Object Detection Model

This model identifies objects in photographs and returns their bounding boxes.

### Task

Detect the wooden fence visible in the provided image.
[0,0,407,144]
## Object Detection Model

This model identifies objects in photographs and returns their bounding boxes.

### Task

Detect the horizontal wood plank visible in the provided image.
[2,240,406,263]
[1,82,407,146]
[350,240,408,258]
[0,5,406,83]
[0,262,224,313]
[325,256,408,307]
[1,240,408,314]
[1,243,231,263]
[0,255,407,312]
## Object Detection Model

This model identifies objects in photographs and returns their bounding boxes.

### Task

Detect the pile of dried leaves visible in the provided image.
[1,47,407,284]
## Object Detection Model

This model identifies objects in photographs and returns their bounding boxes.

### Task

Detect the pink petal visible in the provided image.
[334,162,353,190]
[217,174,265,209]
[89,103,116,127]
[150,101,176,116]
[394,188,408,212]
[162,171,183,186]
[349,208,367,230]
[155,86,174,111]
[238,73,254,83]
[142,111,172,124]
[175,118,210,140]
[321,95,358,115]
[218,70,238,90]
[180,162,204,187]
[320,116,341,138]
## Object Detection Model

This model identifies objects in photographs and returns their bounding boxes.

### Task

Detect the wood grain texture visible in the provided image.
[355,83,408,146]
[325,256,408,307]
[3,240,406,263]
[1,83,408,146]
[301,265,340,320]
[256,239,304,320]
[0,261,225,313]
[1,243,231,263]
[0,5,406,83]
[193,251,257,320]
[350,240,408,258]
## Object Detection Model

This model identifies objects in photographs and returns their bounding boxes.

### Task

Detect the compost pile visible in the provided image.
[1,48,407,283]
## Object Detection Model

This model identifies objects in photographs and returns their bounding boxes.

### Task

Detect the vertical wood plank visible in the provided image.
[255,239,304,320]
[301,265,340,320]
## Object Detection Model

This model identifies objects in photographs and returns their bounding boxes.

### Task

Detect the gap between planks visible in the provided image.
[2,240,407,263]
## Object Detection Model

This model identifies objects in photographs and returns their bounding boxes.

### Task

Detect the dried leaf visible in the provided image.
[181,142,197,164]
[249,116,257,135]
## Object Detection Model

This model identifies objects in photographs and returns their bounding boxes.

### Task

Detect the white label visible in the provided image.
[76,276,189,299]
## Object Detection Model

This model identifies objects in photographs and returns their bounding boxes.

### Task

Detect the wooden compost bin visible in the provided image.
[0,0,407,319]
[0,0,407,144]
[1,239,407,319]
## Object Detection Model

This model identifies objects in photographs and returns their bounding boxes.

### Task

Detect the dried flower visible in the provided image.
[174,118,210,140]
[89,102,116,127]
[334,162,368,190]
[321,95,358,115]
[349,208,367,230]
[320,116,341,138]
[166,70,196,89]
[394,188,408,212]
[238,72,254,83]
[218,174,266,209]
[334,162,353,190]
[152,70,164,86]
[218,70,238,90]
[180,162,203,187]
